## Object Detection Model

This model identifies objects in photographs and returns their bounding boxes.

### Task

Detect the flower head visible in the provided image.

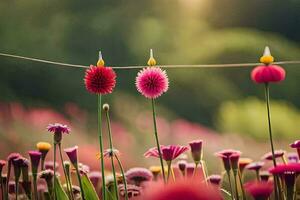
[125,167,153,186]
[239,158,253,173]
[28,151,42,175]
[215,149,241,171]
[246,162,264,171]
[229,153,241,171]
[244,181,273,200]
[64,146,78,166]
[259,171,270,182]
[47,123,70,134]
[44,161,59,171]
[207,175,222,186]
[149,166,162,179]
[39,169,54,181]
[36,142,51,152]
[84,65,116,94]
[177,160,187,172]
[261,150,285,160]
[287,152,299,163]
[269,163,300,188]
[189,140,203,163]
[0,160,6,171]
[136,67,169,99]
[88,171,102,188]
[7,153,21,162]
[144,145,189,162]
[290,140,300,148]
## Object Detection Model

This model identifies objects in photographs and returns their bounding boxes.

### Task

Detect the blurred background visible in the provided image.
[0,0,300,173]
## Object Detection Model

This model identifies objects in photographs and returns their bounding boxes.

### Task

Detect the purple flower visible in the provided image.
[177,160,187,172]
[189,140,203,163]
[64,146,78,166]
[125,167,153,186]
[28,151,42,175]
[207,175,222,186]
[246,162,264,171]
[144,145,189,162]
[287,152,299,163]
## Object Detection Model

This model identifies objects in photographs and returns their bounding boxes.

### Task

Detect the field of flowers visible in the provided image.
[0,47,299,200]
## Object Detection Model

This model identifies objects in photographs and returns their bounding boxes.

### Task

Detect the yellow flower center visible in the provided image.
[36,142,52,151]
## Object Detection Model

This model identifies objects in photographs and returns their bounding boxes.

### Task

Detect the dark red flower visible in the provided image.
[251,65,285,84]
[84,65,116,95]
[244,181,273,200]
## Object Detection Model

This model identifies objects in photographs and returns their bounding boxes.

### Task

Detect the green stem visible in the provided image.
[58,144,73,200]
[53,143,57,200]
[98,94,106,200]
[75,166,85,200]
[264,83,279,200]
[226,170,234,200]
[255,170,260,181]
[238,171,246,200]
[115,155,128,200]
[105,108,119,200]
[151,99,166,183]
[233,171,239,200]
[65,164,75,200]
[201,160,208,184]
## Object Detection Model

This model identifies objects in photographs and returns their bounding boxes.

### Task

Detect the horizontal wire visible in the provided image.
[1,52,300,70]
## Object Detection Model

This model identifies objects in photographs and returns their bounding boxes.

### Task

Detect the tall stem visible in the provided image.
[166,161,172,182]
[226,171,234,200]
[151,99,166,183]
[15,178,19,200]
[105,108,119,200]
[75,166,85,200]
[115,155,128,200]
[53,143,57,200]
[98,94,106,200]
[238,171,246,200]
[233,171,239,200]
[58,144,73,200]
[33,176,38,200]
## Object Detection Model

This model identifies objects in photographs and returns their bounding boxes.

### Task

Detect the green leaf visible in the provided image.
[82,174,100,200]
[54,177,69,200]
[105,187,116,200]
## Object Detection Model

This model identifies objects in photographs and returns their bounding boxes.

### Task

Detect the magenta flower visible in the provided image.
[136,67,169,99]
[28,151,42,175]
[287,152,298,163]
[290,140,300,159]
[261,150,285,160]
[189,140,203,163]
[246,162,264,171]
[144,145,189,162]
[207,175,222,186]
[47,123,70,134]
[259,171,270,182]
[215,149,241,171]
[125,167,153,186]
[84,65,116,95]
[229,153,240,171]
[64,146,78,166]
[44,161,59,171]
[244,181,273,200]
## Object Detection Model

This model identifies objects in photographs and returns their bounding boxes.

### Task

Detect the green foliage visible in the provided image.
[54,177,69,200]
[216,97,300,140]
[82,174,100,200]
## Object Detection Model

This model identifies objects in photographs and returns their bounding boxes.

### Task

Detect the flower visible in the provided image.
[84,65,116,94]
[215,149,241,171]
[207,175,222,186]
[144,145,189,162]
[269,163,300,188]
[136,67,169,99]
[246,162,264,171]
[0,160,6,172]
[47,123,70,134]
[44,161,59,171]
[251,47,285,84]
[39,169,54,182]
[244,181,273,200]
[177,160,187,173]
[290,140,300,159]
[229,153,240,172]
[125,167,153,186]
[287,152,298,163]
[88,171,102,188]
[12,156,26,180]
[149,166,162,180]
[259,171,270,182]
[119,184,141,198]
[28,151,42,175]
[64,146,78,166]
[36,142,51,152]
[261,150,285,160]
[239,158,253,174]
[144,179,222,200]
[189,140,203,164]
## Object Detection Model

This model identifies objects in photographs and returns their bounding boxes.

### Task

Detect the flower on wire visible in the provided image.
[244,181,273,200]
[144,145,189,162]
[84,64,116,95]
[251,46,286,84]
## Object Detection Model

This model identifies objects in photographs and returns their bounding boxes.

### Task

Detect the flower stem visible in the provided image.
[15,178,19,200]
[238,171,246,200]
[233,171,240,200]
[33,176,38,200]
[226,170,234,200]
[53,143,57,200]
[151,99,166,183]
[201,160,208,184]
[105,107,119,200]
[75,166,85,200]
[58,144,73,200]
[98,94,106,200]
[115,155,128,200]
[166,161,172,182]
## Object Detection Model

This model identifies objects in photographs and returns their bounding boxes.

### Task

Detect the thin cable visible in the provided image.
[1,52,300,70]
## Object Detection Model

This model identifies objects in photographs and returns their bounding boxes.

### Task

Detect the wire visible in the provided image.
[1,52,300,70]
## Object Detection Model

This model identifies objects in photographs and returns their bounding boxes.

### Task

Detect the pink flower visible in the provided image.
[290,140,300,159]
[251,65,285,84]
[84,65,116,95]
[244,181,273,200]
[189,140,203,163]
[103,148,120,158]
[144,179,222,200]
[246,162,264,171]
[47,123,70,134]
[287,152,298,163]
[64,146,78,166]
[269,163,300,188]
[125,167,153,186]
[0,160,6,171]
[144,145,189,161]
[28,151,42,174]
[136,67,169,99]
[215,149,241,171]
[207,175,222,186]
[261,150,285,160]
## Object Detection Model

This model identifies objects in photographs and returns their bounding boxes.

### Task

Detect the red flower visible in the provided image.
[251,65,285,84]
[244,181,273,200]
[84,65,116,95]
[144,145,189,161]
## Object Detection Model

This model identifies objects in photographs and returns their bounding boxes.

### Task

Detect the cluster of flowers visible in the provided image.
[0,47,289,200]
